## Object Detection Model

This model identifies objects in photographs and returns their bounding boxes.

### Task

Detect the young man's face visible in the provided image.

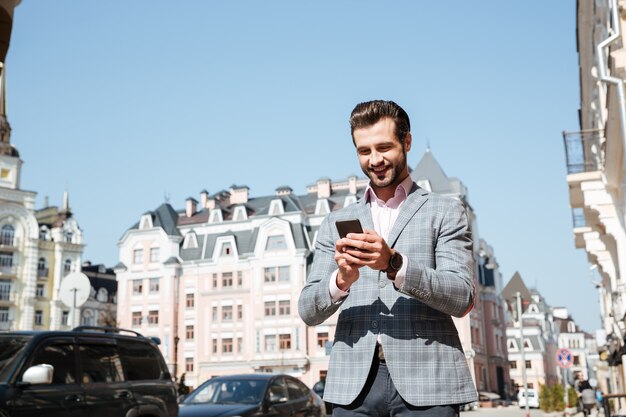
[353,117,411,195]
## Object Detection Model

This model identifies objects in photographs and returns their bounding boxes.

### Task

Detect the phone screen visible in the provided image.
[335,219,363,238]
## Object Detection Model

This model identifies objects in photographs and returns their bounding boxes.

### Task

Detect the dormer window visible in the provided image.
[97,288,108,302]
[568,322,576,333]
[221,242,234,257]
[63,259,72,276]
[507,339,517,351]
[269,200,284,216]
[315,199,330,215]
[39,227,48,241]
[209,209,223,223]
[65,232,73,243]
[233,206,247,222]
[133,249,143,264]
[528,304,539,314]
[344,195,357,207]
[183,232,198,249]
[523,339,532,350]
[139,214,153,230]
[266,235,287,251]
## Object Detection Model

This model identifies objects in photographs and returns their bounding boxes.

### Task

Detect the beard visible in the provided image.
[363,153,408,190]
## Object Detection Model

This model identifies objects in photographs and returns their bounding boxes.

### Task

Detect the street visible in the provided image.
[461,406,595,417]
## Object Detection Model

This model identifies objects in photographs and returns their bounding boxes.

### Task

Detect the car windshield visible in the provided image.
[0,335,31,380]
[185,378,267,405]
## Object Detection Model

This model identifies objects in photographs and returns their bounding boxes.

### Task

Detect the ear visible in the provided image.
[404,132,412,152]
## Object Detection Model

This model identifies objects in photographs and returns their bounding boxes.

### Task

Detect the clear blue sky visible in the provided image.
[7,2,598,331]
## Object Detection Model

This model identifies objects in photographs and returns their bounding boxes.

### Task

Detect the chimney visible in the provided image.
[229,185,249,204]
[200,190,209,209]
[276,186,293,196]
[317,178,331,199]
[348,175,357,195]
[186,197,198,218]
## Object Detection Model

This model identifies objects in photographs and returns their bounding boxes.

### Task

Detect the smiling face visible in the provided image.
[353,117,412,201]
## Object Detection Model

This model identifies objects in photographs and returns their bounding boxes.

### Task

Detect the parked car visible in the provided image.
[179,373,326,417]
[518,388,540,408]
[0,326,178,417]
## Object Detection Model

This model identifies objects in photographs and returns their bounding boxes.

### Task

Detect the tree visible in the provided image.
[540,384,553,412]
[99,305,118,328]
[553,384,565,412]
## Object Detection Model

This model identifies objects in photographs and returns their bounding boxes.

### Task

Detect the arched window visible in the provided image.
[64,259,72,276]
[37,258,48,277]
[81,309,95,326]
[97,288,108,302]
[1,225,14,246]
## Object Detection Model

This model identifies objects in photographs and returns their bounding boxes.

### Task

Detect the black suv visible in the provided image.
[0,326,178,417]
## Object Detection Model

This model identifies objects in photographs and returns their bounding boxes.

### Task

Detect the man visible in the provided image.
[298,100,477,416]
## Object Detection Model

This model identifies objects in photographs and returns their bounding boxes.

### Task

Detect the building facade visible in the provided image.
[562,0,626,395]
[118,152,508,391]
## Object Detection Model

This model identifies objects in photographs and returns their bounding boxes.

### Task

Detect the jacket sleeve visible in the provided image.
[298,215,345,326]
[397,199,475,317]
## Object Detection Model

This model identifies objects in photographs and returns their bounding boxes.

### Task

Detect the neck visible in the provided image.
[371,172,410,202]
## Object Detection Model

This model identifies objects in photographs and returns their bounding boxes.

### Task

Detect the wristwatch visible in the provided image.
[385,250,403,274]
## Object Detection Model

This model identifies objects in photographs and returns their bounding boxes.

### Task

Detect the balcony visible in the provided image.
[0,236,19,250]
[562,129,605,174]
[0,289,16,304]
[0,265,17,277]
[37,268,49,279]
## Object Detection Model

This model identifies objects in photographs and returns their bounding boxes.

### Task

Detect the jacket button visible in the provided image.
[379,280,386,288]
[372,321,379,329]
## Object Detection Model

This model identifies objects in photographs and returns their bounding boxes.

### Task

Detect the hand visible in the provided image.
[339,229,393,272]
[334,239,360,291]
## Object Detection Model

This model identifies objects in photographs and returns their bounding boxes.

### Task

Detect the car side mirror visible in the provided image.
[22,364,54,385]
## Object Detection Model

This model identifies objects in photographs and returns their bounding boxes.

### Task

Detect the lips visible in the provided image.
[370,165,389,176]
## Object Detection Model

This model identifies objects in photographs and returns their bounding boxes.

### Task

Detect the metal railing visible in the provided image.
[562,129,605,174]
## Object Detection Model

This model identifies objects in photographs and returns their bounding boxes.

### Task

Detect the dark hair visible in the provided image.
[349,100,411,144]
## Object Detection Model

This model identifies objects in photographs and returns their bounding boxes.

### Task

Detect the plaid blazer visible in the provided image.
[298,184,478,407]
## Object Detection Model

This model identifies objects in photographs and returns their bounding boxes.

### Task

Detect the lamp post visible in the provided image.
[516,291,530,417]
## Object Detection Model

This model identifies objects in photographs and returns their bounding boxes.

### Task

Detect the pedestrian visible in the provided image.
[298,100,478,417]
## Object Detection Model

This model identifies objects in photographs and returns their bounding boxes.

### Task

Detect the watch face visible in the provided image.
[391,252,402,270]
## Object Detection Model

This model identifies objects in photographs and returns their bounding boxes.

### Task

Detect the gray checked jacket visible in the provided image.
[298,184,478,407]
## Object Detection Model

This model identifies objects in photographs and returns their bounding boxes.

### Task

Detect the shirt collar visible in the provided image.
[365,175,413,208]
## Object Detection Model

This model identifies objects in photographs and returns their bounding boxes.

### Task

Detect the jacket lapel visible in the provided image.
[386,184,429,248]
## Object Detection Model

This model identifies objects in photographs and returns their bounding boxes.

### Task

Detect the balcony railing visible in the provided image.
[0,289,15,302]
[37,268,49,278]
[0,265,17,276]
[0,236,19,248]
[562,129,605,174]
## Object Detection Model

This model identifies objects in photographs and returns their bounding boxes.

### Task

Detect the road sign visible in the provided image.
[557,348,573,368]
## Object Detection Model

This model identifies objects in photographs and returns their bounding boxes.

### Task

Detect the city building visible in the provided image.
[562,0,626,395]
[118,150,508,391]
[80,260,117,328]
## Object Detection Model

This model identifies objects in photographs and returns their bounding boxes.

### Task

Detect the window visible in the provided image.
[222,272,233,287]
[37,258,48,277]
[81,309,95,326]
[525,360,532,369]
[278,300,290,316]
[278,266,290,282]
[212,339,218,354]
[222,338,233,353]
[221,242,233,257]
[523,339,531,350]
[30,343,76,384]
[212,273,218,288]
[133,249,143,264]
[148,310,159,325]
[79,344,124,384]
[63,259,72,276]
[266,235,287,251]
[34,310,43,326]
[507,339,517,350]
[132,312,142,326]
[118,339,166,380]
[0,251,12,272]
[237,337,243,353]
[39,227,48,241]
[528,383,534,389]
[132,279,143,295]
[1,225,14,246]
[0,306,8,323]
[149,278,159,293]
[185,357,194,372]
[212,306,218,321]
[265,301,276,317]
[62,310,69,326]
[186,293,195,308]
[317,332,329,349]
[186,325,194,340]
[237,304,243,320]
[264,267,276,283]
[265,334,277,352]
[0,279,10,301]
[279,334,291,350]
[65,232,73,243]
[237,271,243,286]
[97,288,108,302]
[222,305,233,321]
[35,284,44,298]
[149,247,160,263]
[573,355,580,365]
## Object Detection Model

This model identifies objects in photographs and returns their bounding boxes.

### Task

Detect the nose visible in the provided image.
[370,151,383,166]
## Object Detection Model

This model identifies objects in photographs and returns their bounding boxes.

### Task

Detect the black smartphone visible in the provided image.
[335,219,363,238]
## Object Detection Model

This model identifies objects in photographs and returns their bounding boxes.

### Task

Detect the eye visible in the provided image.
[357,148,370,156]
